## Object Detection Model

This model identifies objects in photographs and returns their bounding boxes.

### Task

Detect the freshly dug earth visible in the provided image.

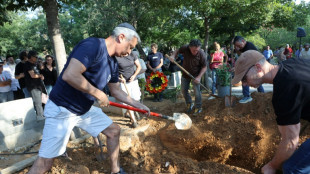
[16,92,310,174]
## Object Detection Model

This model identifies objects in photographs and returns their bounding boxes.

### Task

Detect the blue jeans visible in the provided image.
[242,84,264,97]
[154,93,163,100]
[23,87,31,98]
[0,91,14,103]
[211,69,217,94]
[45,85,53,95]
[283,139,310,174]
[181,77,202,108]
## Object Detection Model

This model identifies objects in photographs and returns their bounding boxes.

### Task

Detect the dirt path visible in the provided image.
[9,92,310,173]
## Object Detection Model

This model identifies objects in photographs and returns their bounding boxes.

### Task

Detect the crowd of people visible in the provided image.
[0,51,58,120]
[1,22,310,174]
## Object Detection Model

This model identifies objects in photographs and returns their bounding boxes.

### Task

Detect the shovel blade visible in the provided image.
[225,96,237,107]
[95,152,107,162]
[173,113,192,130]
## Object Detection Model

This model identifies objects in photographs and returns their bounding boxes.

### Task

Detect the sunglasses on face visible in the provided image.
[242,65,254,83]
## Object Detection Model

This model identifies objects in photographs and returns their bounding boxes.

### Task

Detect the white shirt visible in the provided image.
[0,72,12,92]
[3,63,20,90]
[300,49,310,59]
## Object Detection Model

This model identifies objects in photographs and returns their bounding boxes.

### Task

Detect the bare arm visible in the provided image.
[194,66,207,84]
[28,70,44,80]
[15,73,24,80]
[129,59,141,82]
[269,52,273,59]
[210,53,214,63]
[62,58,109,107]
[154,58,163,70]
[168,49,180,62]
[108,82,150,114]
[146,61,153,71]
[224,53,228,63]
[0,79,11,87]
[262,124,300,173]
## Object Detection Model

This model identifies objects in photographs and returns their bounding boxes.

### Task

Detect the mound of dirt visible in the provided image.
[16,92,310,174]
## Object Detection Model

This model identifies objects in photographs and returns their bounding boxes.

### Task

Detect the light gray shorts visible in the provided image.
[39,100,113,158]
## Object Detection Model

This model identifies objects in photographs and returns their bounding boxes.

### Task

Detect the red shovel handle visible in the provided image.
[109,101,162,117]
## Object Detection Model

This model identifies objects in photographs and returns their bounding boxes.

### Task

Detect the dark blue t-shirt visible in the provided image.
[49,37,119,115]
[147,52,163,68]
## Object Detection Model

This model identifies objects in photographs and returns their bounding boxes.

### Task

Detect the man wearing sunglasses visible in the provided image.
[24,50,45,121]
[232,50,310,174]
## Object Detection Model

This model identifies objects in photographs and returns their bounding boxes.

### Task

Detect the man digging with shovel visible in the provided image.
[168,39,207,115]
[232,50,310,174]
[28,23,150,174]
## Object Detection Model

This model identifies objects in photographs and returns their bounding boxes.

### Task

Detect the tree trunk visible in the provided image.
[230,32,235,59]
[203,16,210,54]
[202,16,211,91]
[43,0,67,75]
[136,44,146,60]
[132,21,146,60]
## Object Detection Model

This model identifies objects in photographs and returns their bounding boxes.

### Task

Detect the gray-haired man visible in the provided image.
[29,23,150,174]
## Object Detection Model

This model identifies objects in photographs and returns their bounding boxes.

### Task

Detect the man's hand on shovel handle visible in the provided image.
[168,56,175,62]
[194,76,201,84]
[96,91,110,108]
[136,102,151,117]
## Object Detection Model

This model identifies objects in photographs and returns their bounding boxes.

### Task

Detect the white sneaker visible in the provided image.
[239,97,253,104]
[208,96,215,100]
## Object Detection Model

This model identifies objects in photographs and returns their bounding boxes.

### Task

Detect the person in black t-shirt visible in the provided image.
[233,36,265,104]
[42,55,58,95]
[232,50,310,174]
[15,50,31,98]
[116,52,141,127]
[24,50,45,120]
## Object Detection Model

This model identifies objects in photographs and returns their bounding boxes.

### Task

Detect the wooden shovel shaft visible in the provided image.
[171,59,220,98]
[120,74,130,96]
[119,74,138,122]
[97,136,105,161]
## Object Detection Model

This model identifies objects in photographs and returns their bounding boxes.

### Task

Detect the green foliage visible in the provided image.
[216,64,231,86]
[163,85,181,103]
[0,11,51,56]
[0,0,310,58]
[163,71,171,76]
[210,0,271,37]
[138,78,146,102]
[246,34,266,51]
[269,1,310,31]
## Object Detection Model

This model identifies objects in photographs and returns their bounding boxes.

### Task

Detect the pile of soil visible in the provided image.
[16,92,310,174]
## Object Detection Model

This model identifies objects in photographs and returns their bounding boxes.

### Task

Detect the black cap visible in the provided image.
[0,58,4,65]
[117,23,136,32]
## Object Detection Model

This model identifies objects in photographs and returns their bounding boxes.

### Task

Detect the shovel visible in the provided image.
[170,59,220,99]
[120,74,138,127]
[109,101,192,130]
[95,135,107,161]
[224,73,237,107]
